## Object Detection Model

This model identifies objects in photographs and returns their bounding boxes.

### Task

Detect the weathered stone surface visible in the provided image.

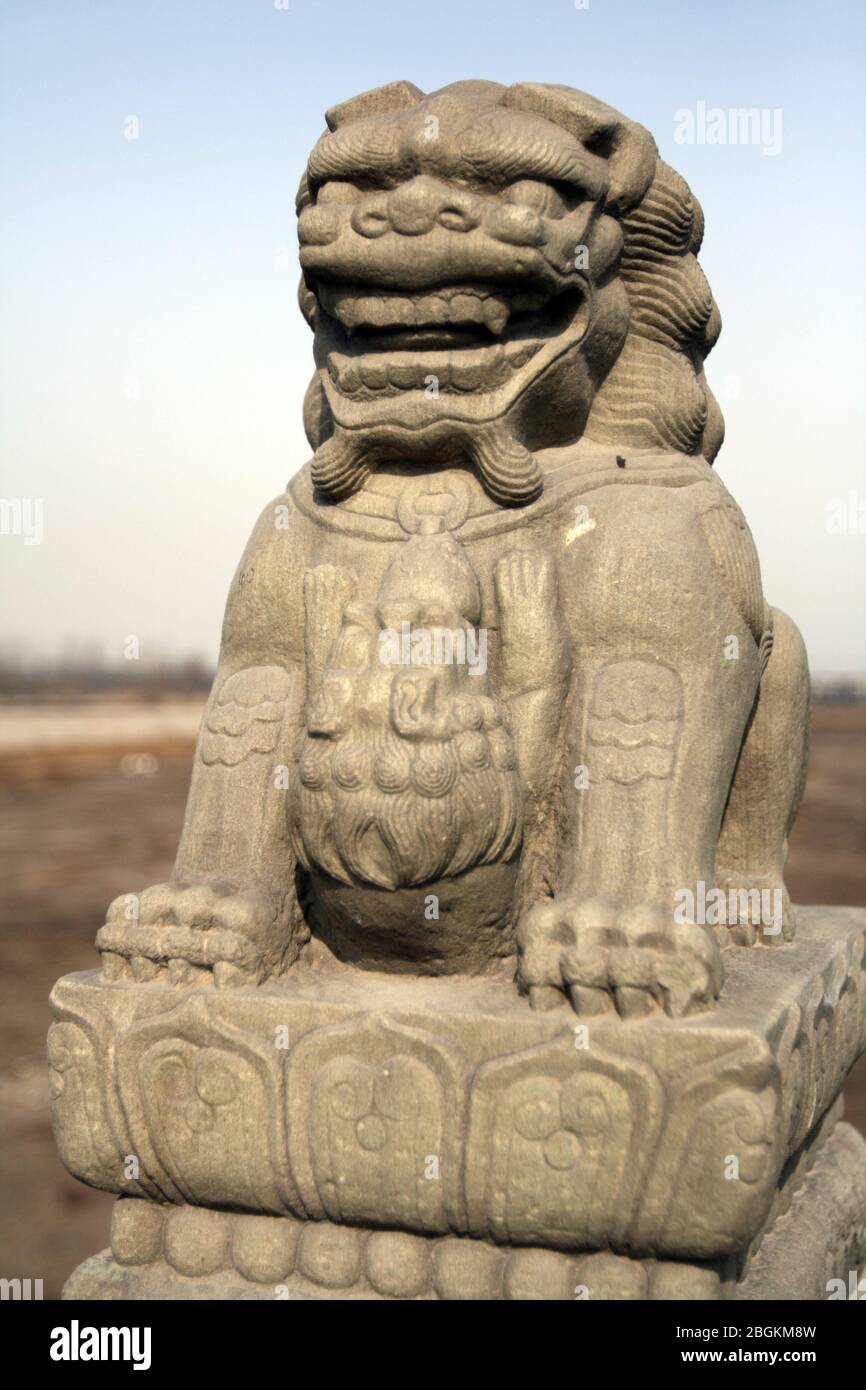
[60,1122,866,1300]
[231,1213,300,1284]
[735,1123,866,1300]
[50,79,865,1299]
[90,80,812,1020]
[50,908,866,1260]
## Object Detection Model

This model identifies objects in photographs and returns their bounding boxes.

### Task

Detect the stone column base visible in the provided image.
[62,1122,866,1301]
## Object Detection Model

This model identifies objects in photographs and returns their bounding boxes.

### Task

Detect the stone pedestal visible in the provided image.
[51,907,866,1300]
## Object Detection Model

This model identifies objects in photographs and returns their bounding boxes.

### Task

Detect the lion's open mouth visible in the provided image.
[313,280,584,396]
[318,282,550,340]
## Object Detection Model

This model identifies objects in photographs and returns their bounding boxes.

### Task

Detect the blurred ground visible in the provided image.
[0,697,864,1297]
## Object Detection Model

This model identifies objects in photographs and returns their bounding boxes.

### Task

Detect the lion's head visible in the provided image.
[297,79,723,505]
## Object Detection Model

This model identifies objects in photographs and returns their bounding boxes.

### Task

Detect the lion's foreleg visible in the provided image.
[517,485,762,1017]
[715,607,810,943]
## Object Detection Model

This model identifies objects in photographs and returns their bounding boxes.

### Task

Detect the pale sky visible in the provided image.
[1,0,864,674]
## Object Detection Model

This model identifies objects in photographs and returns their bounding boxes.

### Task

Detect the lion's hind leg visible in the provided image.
[715,608,810,945]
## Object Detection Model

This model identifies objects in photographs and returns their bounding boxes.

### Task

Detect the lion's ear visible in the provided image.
[499,83,657,214]
[325,80,423,132]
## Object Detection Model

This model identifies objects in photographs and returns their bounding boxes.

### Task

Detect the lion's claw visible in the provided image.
[517,894,723,1019]
[97,880,300,989]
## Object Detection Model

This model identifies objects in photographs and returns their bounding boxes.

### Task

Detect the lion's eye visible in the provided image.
[316,181,364,206]
[503,179,571,219]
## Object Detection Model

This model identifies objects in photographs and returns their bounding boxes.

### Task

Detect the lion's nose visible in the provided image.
[351,177,482,239]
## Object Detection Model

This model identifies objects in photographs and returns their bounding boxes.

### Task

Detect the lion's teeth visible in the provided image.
[328,346,531,395]
[482,299,510,335]
[415,295,446,324]
[336,299,358,332]
[449,294,478,323]
[387,362,420,389]
[353,297,380,326]
[393,297,418,326]
[358,359,388,389]
[450,360,483,391]
[327,353,360,392]
[320,285,546,337]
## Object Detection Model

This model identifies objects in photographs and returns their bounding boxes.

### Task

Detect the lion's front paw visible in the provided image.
[494,549,567,702]
[494,549,557,648]
[517,895,723,1019]
[96,880,302,990]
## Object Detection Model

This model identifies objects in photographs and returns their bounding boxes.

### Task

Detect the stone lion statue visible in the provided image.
[98,79,810,1021]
